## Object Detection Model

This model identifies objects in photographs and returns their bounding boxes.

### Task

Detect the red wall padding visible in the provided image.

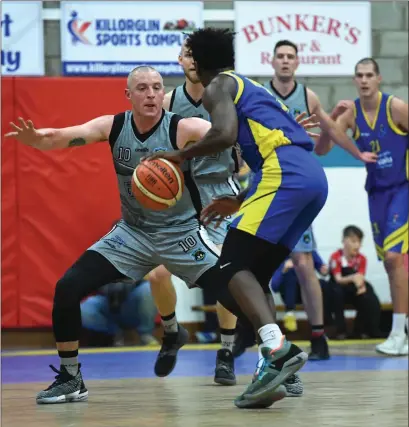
[1,77,130,327]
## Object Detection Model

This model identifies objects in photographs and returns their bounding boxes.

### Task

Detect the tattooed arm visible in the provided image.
[4,115,114,151]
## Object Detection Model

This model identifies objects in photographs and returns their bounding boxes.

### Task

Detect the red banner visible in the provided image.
[1,77,129,327]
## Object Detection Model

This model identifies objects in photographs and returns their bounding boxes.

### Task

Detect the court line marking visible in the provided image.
[1,339,383,357]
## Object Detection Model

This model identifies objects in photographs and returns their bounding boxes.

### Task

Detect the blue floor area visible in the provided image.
[2,350,407,384]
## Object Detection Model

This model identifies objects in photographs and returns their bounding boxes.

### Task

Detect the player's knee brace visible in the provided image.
[52,271,86,342]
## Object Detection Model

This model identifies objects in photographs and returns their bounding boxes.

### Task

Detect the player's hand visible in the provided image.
[359,151,378,163]
[320,264,329,276]
[200,195,241,228]
[331,100,354,120]
[282,259,294,273]
[4,118,53,148]
[141,150,185,165]
[295,112,320,138]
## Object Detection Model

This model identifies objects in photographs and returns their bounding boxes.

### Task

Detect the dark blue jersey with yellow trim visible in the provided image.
[221,71,314,172]
[353,92,408,192]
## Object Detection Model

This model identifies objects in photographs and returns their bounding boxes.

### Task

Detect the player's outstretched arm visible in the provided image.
[307,89,376,163]
[315,104,354,156]
[4,115,114,151]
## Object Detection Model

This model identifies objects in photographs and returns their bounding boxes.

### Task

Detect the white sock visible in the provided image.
[258,323,283,350]
[161,312,178,334]
[391,313,407,335]
[220,329,235,352]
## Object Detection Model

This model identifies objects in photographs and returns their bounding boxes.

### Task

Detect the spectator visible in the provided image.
[270,250,329,332]
[328,225,382,339]
[81,278,159,346]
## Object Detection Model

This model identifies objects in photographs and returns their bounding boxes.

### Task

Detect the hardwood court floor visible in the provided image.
[2,341,408,427]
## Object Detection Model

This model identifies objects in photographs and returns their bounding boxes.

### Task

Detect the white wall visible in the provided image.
[174,167,390,322]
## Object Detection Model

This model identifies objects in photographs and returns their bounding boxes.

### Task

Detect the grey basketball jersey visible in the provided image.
[110,110,201,230]
[263,80,310,119]
[170,84,238,182]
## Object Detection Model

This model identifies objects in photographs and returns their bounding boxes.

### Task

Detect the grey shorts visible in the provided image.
[89,220,219,288]
[292,225,316,253]
[198,177,241,245]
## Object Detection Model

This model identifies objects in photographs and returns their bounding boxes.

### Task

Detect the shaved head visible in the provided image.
[127,66,162,89]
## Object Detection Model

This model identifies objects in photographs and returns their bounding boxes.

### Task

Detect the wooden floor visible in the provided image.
[2,342,408,427]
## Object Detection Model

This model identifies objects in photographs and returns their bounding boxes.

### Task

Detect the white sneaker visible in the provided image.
[376,333,408,356]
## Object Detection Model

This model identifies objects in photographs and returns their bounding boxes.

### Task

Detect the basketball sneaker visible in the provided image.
[36,364,88,404]
[154,324,189,377]
[250,361,304,397]
[284,373,304,397]
[234,338,307,407]
[214,349,236,386]
[309,335,330,360]
[376,333,408,356]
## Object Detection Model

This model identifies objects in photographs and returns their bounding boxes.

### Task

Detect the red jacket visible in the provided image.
[329,249,367,278]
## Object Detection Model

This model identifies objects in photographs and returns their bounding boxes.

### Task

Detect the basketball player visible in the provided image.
[144,28,377,407]
[5,66,262,406]
[149,41,316,394]
[234,39,338,363]
[315,57,408,356]
[147,41,240,386]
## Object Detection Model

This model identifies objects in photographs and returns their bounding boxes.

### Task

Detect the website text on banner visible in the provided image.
[61,1,203,76]
[1,1,44,75]
[235,1,371,76]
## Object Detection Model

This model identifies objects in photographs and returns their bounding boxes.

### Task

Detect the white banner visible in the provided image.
[61,1,203,76]
[235,1,371,76]
[1,1,44,76]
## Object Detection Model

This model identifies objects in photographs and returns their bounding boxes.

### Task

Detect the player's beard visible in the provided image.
[276,73,295,83]
[184,70,201,84]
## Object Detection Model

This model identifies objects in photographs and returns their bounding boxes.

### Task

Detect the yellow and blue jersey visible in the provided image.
[220,71,314,173]
[353,91,409,192]
[353,92,409,258]
[222,71,328,248]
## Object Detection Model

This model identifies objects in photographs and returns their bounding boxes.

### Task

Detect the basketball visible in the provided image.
[132,158,184,210]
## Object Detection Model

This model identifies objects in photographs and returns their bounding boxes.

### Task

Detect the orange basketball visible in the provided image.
[132,158,184,211]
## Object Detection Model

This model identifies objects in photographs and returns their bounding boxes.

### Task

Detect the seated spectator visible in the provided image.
[81,278,159,346]
[270,251,329,332]
[327,225,382,339]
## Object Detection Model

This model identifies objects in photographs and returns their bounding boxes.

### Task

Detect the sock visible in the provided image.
[59,350,79,376]
[311,324,325,338]
[220,328,235,352]
[161,312,178,334]
[391,313,406,335]
[258,323,283,350]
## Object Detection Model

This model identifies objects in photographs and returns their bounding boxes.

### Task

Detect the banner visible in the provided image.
[1,1,44,76]
[61,1,203,76]
[235,1,371,76]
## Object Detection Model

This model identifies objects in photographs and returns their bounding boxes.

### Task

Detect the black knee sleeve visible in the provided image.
[52,273,84,342]
[52,250,124,342]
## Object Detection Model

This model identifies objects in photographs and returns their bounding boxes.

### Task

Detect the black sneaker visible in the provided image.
[214,349,236,386]
[154,325,189,377]
[36,364,88,404]
[284,373,304,397]
[308,335,330,361]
